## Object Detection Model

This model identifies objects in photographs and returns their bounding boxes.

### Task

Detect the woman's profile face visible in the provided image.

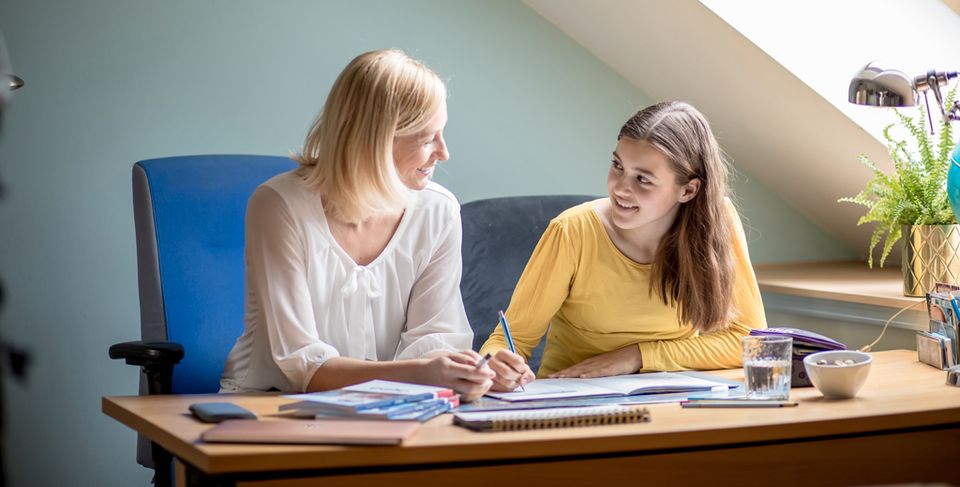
[606,138,697,233]
[393,101,449,191]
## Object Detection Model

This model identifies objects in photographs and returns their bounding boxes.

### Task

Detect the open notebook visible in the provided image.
[201,419,420,445]
[485,372,730,402]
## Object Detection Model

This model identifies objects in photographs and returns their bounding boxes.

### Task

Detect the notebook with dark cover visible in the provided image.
[201,419,420,445]
[749,327,846,387]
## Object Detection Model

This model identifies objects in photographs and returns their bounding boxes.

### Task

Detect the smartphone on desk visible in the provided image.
[189,402,257,423]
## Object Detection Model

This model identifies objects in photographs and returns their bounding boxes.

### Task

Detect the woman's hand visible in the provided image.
[548,345,642,379]
[488,349,536,392]
[419,350,495,402]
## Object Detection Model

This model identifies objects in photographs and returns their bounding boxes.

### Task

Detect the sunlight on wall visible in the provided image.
[700,0,960,141]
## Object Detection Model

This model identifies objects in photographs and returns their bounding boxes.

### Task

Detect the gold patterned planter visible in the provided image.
[902,225,960,297]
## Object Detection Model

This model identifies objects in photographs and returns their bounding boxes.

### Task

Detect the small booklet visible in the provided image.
[453,405,651,432]
[201,419,420,445]
[281,380,457,418]
[485,372,729,402]
[280,389,433,413]
[342,380,455,398]
[292,397,458,422]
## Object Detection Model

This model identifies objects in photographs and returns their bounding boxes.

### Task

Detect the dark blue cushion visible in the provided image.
[460,195,596,373]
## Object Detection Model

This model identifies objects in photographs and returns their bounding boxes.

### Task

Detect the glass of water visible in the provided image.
[742,335,792,400]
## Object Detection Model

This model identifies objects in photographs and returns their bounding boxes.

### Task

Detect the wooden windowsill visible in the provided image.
[755,261,922,310]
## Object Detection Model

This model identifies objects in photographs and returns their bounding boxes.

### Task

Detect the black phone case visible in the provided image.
[189,402,257,423]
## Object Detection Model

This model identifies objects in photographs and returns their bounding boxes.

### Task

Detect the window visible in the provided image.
[701,0,960,142]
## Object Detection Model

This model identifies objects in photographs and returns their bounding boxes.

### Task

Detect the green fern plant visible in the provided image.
[839,86,958,268]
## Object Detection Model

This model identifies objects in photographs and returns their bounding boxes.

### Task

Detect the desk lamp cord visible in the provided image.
[859,300,926,353]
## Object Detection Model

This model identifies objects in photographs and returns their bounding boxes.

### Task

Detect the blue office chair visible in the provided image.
[108,155,296,486]
[460,195,597,373]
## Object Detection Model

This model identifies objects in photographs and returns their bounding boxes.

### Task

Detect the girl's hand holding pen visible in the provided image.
[488,349,536,392]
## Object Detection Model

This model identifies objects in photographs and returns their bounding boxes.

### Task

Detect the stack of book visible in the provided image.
[280,380,459,422]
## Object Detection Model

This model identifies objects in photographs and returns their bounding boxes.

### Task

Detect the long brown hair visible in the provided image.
[619,101,735,333]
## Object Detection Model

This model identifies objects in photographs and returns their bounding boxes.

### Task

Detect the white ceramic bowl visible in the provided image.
[803,350,872,399]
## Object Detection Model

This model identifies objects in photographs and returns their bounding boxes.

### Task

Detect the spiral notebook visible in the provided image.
[452,405,651,432]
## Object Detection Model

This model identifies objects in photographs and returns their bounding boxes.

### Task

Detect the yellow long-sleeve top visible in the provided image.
[479,199,767,377]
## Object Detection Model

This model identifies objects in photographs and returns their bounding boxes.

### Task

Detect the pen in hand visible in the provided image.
[498,310,526,392]
[475,352,492,370]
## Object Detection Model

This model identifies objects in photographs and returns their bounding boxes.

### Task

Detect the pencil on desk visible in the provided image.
[680,399,797,408]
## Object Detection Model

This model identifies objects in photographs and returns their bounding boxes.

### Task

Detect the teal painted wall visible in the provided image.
[0,0,852,485]
[730,170,856,263]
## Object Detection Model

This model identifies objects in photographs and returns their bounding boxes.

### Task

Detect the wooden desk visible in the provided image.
[104,350,960,487]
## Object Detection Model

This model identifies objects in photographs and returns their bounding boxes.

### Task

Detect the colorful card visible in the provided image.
[343,380,454,398]
[281,389,433,413]
[925,282,960,366]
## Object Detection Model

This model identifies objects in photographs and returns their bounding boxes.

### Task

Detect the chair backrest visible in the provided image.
[460,195,597,373]
[133,155,296,394]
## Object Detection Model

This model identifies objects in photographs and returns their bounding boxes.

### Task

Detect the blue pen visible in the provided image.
[498,310,526,391]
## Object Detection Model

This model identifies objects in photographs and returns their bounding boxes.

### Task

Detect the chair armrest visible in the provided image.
[109,340,185,396]
[109,340,184,367]
[109,339,184,484]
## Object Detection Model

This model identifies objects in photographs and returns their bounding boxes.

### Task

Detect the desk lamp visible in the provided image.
[849,63,960,221]
[0,30,23,105]
[5,74,23,91]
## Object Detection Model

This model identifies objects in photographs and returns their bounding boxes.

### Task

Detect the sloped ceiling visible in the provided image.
[524,0,891,255]
[945,0,960,16]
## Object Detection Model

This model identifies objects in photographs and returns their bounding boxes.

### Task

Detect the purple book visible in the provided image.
[749,327,846,388]
[750,327,846,351]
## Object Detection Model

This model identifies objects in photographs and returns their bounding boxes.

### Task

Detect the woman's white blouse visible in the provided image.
[220,171,473,393]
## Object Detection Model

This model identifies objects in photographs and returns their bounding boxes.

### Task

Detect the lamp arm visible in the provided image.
[949,99,960,122]
[925,71,948,118]
[914,70,959,133]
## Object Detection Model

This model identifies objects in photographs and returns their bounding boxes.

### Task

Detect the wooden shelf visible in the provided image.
[755,261,922,310]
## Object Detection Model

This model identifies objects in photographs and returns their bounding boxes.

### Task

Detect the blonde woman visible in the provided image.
[481,101,767,391]
[220,50,494,400]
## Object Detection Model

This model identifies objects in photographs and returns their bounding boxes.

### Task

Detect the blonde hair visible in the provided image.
[294,49,447,223]
[618,101,735,333]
